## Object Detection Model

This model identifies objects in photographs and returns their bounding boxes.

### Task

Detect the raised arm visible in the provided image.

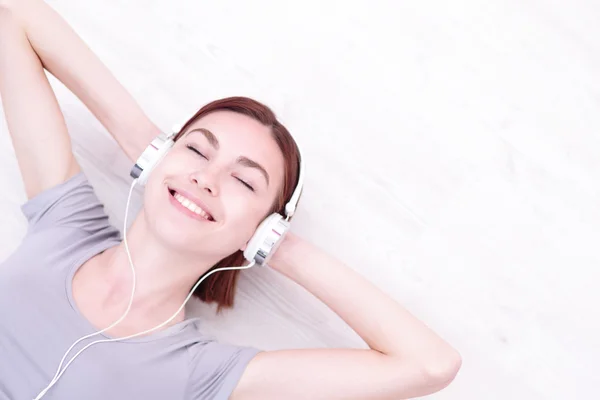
[231,233,462,400]
[0,0,80,199]
[5,0,160,163]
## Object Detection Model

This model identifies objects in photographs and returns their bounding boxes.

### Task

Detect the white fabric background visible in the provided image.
[0,1,598,399]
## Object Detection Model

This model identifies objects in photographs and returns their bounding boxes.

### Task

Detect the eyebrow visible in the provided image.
[185,127,270,186]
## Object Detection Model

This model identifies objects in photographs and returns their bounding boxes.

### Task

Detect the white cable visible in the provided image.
[33,178,256,399]
[33,178,141,399]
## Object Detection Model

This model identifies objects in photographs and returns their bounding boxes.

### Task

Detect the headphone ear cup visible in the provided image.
[243,213,290,266]
[131,134,175,187]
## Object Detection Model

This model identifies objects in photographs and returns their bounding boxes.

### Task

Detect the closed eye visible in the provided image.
[236,178,255,192]
[187,144,254,192]
[186,144,207,159]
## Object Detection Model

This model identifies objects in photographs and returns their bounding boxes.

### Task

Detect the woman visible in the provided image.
[0,0,461,399]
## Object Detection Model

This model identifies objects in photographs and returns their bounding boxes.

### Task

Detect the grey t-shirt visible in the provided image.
[0,172,260,400]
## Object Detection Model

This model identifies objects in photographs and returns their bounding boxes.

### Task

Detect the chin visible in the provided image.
[144,211,237,259]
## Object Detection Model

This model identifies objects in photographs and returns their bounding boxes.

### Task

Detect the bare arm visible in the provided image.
[6,0,160,164]
[0,1,82,199]
[232,233,462,400]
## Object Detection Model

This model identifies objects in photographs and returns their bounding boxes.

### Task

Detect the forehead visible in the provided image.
[189,111,267,138]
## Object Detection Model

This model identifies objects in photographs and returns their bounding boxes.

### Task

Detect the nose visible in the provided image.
[189,169,220,196]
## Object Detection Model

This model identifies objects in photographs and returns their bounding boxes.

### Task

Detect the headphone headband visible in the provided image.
[284,144,304,219]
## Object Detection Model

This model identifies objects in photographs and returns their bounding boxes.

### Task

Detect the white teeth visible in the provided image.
[173,192,211,220]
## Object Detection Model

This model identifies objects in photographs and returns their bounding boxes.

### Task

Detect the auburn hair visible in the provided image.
[173,96,301,312]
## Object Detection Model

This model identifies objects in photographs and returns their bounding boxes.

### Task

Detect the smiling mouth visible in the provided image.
[168,189,215,221]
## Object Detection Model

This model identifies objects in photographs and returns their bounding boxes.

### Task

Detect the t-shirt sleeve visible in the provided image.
[187,341,261,400]
[20,172,117,235]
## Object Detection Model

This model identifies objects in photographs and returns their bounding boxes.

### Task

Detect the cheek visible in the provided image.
[226,195,258,224]
[223,194,269,236]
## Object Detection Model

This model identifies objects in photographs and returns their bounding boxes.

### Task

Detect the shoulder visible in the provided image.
[185,338,261,400]
[14,171,121,271]
[20,171,120,237]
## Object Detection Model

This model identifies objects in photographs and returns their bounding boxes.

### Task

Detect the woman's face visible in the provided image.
[142,110,286,261]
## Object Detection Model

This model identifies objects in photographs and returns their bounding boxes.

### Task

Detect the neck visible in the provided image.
[96,211,217,321]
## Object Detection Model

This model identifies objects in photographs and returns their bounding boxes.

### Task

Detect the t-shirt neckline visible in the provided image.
[64,237,202,343]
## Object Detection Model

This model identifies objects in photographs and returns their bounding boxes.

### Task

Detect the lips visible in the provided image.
[167,186,216,222]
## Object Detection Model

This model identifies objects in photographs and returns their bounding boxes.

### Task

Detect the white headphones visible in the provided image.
[130,121,305,267]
